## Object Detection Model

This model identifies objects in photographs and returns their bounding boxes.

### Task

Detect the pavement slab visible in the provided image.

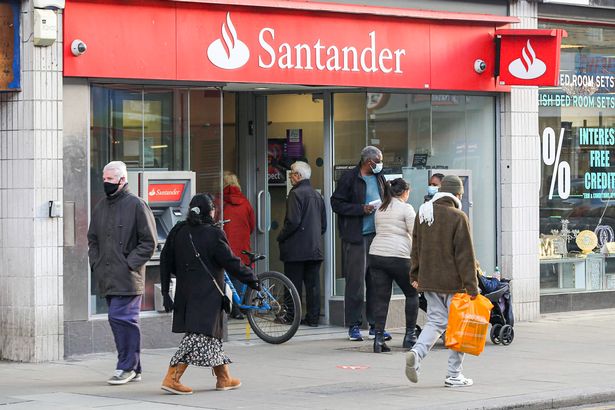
[1,309,615,409]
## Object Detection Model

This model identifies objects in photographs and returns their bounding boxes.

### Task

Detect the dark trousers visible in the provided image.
[284,261,322,324]
[107,295,142,373]
[368,255,418,332]
[342,233,375,327]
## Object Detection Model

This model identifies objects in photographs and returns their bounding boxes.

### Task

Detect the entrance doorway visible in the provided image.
[228,93,327,326]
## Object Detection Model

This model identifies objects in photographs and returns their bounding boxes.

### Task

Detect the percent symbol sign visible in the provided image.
[542,127,570,200]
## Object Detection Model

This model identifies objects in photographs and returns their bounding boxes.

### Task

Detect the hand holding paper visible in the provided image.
[368,199,382,209]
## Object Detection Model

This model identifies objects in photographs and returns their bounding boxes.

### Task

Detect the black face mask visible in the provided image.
[104,181,121,197]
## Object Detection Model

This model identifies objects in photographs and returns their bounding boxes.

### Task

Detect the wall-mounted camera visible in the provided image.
[474,59,487,74]
[71,39,87,56]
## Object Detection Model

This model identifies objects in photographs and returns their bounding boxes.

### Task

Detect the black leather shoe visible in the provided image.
[300,319,318,327]
[373,332,391,353]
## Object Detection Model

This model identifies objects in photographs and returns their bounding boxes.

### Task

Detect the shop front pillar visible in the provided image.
[0,1,64,361]
[500,0,540,321]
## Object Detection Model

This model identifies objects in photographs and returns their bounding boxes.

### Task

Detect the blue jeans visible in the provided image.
[107,295,142,373]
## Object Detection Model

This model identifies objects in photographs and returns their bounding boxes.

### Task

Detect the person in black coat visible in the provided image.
[159,193,260,395]
[277,161,327,327]
[87,161,157,385]
[330,146,388,342]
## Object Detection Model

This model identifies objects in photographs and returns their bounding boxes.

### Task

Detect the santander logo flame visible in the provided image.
[207,13,250,69]
[508,40,546,80]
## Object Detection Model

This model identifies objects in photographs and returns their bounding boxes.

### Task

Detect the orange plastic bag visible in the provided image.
[445,293,493,356]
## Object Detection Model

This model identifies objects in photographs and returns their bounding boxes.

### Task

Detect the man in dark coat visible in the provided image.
[330,146,387,342]
[405,175,479,388]
[87,161,157,385]
[277,161,327,327]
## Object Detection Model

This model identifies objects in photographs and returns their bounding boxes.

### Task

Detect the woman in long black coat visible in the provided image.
[159,193,259,395]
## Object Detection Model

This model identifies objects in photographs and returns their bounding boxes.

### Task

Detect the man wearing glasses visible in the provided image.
[331,146,389,342]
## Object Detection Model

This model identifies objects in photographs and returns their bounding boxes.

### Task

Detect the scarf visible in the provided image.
[418,192,462,226]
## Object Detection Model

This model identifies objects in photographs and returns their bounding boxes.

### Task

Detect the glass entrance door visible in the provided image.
[253,94,326,324]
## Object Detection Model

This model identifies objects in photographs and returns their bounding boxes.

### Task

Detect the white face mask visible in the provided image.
[371,161,383,174]
[427,186,439,196]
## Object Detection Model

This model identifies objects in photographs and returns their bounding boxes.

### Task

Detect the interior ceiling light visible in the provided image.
[560,44,585,49]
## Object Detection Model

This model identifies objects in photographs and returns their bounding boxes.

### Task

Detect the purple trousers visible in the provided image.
[107,295,142,373]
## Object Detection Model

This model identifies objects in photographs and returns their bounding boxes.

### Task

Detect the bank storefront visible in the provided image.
[538,17,615,312]
[58,0,564,355]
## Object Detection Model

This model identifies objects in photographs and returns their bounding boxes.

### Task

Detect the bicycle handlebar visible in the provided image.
[241,250,266,263]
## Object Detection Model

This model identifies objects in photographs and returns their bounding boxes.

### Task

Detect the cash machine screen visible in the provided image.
[146,179,191,252]
[147,181,189,206]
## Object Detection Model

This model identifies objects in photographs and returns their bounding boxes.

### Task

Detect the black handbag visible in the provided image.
[188,232,233,314]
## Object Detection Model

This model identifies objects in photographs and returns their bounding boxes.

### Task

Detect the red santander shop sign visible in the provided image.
[148,183,185,203]
[497,29,566,86]
[64,2,563,90]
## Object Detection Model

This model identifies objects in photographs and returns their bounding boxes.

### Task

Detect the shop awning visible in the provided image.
[168,0,519,25]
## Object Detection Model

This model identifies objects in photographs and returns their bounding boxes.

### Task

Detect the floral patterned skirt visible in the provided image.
[169,333,231,368]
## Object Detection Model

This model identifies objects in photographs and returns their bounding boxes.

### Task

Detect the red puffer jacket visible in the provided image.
[223,185,256,266]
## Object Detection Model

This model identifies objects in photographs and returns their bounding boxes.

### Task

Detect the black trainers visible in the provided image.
[107,370,136,385]
[368,325,392,341]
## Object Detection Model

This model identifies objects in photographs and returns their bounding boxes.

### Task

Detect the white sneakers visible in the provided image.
[405,350,419,383]
[444,374,474,387]
[405,350,473,387]
[107,369,136,385]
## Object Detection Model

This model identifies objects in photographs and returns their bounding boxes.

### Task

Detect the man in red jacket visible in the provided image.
[222,172,256,319]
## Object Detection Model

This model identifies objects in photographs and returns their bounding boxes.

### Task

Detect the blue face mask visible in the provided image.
[427,186,439,196]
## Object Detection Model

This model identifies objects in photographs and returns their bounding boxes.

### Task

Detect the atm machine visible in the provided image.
[127,170,196,311]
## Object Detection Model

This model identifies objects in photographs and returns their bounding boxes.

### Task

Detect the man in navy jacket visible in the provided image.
[331,146,387,341]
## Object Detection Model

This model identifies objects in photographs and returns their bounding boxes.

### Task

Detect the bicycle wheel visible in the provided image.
[245,271,301,344]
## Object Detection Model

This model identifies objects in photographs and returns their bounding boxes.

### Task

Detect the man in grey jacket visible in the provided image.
[88,161,157,385]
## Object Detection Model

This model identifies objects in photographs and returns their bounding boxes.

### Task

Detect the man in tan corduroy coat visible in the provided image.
[405,175,479,388]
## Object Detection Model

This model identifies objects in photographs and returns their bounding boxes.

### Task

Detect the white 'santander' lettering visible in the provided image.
[258,28,405,74]
[151,188,182,196]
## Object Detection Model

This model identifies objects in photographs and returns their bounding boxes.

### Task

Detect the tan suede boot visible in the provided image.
[213,364,241,391]
[161,363,193,395]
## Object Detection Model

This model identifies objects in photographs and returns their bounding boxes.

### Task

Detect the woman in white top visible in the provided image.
[368,178,418,353]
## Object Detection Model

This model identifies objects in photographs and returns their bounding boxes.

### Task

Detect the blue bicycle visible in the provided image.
[225,250,301,344]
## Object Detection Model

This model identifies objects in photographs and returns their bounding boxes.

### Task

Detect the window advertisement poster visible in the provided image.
[286,128,303,158]
[268,138,287,185]
[538,22,615,292]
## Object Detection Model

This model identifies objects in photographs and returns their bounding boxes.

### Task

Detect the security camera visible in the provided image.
[474,59,487,74]
[71,39,87,56]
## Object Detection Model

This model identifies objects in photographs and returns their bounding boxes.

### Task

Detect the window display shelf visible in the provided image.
[540,254,612,294]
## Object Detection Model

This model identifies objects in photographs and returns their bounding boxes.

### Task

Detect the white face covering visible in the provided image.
[371,161,383,174]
